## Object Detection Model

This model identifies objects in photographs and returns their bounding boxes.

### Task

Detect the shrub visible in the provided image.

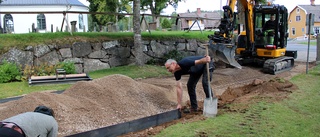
[22,61,76,81]
[0,60,21,83]
[161,18,172,29]
[57,61,76,74]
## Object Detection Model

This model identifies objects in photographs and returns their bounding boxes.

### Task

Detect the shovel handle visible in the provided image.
[205,45,213,101]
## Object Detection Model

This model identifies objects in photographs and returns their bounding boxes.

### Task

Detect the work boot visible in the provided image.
[183,107,198,113]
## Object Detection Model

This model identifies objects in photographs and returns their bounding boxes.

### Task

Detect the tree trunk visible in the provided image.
[154,17,160,29]
[133,0,144,66]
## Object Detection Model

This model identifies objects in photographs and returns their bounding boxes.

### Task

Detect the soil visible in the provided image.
[0,61,315,137]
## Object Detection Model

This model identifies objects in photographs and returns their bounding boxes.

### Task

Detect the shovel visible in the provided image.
[203,45,218,117]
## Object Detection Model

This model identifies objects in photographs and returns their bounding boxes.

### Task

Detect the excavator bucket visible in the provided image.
[208,40,242,69]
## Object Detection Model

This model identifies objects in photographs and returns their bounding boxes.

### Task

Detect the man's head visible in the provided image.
[34,105,55,117]
[270,14,275,21]
[165,59,178,73]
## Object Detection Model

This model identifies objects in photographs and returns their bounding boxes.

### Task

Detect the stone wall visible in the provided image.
[0,39,208,73]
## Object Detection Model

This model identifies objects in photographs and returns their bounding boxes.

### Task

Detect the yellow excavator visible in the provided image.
[208,0,297,74]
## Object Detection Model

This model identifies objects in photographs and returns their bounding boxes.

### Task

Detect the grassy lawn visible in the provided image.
[155,65,320,137]
[298,41,317,45]
[0,31,213,54]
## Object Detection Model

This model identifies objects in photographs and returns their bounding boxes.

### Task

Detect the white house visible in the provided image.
[0,0,89,34]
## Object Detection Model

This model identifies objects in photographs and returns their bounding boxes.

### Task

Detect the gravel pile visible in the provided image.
[0,74,176,136]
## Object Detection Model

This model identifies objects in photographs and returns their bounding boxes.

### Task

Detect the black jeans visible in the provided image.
[187,62,214,110]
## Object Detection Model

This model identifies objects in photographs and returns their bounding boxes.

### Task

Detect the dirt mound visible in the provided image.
[0,74,176,136]
[218,77,298,112]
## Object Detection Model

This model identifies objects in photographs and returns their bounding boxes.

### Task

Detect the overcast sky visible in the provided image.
[78,0,317,14]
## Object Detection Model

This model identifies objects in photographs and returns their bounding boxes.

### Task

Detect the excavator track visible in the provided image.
[263,56,295,74]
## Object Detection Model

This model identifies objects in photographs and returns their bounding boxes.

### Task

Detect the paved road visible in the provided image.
[287,39,318,62]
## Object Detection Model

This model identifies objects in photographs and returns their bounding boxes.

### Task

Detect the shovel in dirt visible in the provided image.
[203,44,218,117]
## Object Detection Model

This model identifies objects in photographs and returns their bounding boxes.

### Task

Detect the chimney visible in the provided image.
[311,0,315,5]
[197,8,201,15]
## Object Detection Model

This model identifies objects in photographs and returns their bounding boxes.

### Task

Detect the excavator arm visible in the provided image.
[208,0,255,69]
[238,0,255,44]
[209,0,254,43]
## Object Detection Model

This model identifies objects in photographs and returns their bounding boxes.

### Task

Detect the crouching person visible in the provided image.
[0,105,58,137]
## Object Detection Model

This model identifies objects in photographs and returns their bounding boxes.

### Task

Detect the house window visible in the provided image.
[78,14,84,29]
[302,28,304,32]
[37,14,46,30]
[314,27,320,34]
[297,8,300,13]
[292,28,296,35]
[4,14,14,33]
[296,16,301,21]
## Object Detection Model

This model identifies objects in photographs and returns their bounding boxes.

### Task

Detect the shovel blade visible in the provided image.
[203,97,218,117]
[208,40,242,69]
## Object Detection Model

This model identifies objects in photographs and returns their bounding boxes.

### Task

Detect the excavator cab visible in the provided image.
[253,5,288,51]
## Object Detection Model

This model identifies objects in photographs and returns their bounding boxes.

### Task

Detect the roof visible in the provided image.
[0,0,87,7]
[296,5,320,22]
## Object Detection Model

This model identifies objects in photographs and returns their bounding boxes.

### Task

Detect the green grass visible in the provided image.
[0,65,171,99]
[0,31,213,54]
[0,82,70,99]
[298,41,317,45]
[155,65,320,137]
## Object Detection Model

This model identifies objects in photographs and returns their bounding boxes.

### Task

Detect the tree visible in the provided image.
[141,0,183,28]
[133,0,144,66]
[88,0,132,31]
[161,18,171,29]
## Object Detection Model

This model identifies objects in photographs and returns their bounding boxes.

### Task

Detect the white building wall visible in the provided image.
[0,5,88,34]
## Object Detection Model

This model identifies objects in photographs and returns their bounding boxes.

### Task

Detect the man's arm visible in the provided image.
[176,80,183,110]
[195,56,211,65]
[48,120,58,137]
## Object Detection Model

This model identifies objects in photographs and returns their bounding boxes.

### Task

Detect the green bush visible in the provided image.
[0,61,21,83]
[57,61,76,74]
[161,18,172,29]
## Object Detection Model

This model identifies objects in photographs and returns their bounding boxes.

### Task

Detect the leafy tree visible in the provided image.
[141,0,184,28]
[161,18,171,29]
[88,0,132,31]
[170,12,178,24]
